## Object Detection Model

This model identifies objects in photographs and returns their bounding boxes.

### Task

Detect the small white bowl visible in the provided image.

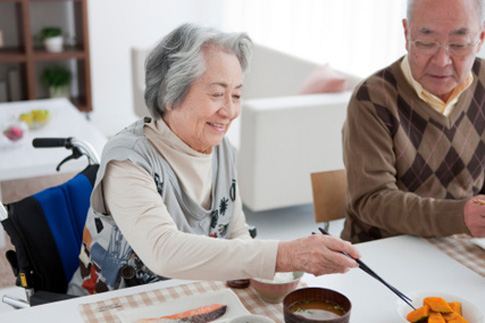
[250,271,303,304]
[396,290,484,323]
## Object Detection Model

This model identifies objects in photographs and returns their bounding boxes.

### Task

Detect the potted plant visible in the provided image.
[41,66,72,98]
[39,27,63,53]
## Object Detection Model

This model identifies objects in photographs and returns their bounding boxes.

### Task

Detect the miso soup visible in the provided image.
[290,299,346,319]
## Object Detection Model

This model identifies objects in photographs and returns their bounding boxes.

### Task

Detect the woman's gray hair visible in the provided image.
[407,0,485,26]
[144,23,252,119]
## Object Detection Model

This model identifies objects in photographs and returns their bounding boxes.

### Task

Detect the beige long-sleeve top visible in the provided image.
[102,120,278,281]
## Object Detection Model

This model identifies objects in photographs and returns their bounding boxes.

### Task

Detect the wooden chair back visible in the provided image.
[310,169,347,224]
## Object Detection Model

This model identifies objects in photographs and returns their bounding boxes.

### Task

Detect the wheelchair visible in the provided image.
[0,137,257,308]
[0,137,100,308]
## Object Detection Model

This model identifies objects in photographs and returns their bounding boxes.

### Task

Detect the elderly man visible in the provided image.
[341,0,485,243]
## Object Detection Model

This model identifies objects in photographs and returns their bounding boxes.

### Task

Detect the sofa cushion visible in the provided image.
[298,64,348,94]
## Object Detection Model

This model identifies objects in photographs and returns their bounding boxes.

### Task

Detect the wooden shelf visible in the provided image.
[33,47,86,61]
[70,96,88,111]
[0,0,92,112]
[0,48,27,63]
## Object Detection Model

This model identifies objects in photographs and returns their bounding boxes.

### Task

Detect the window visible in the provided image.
[222,0,408,77]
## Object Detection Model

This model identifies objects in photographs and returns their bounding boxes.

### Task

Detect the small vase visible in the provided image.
[44,36,63,53]
[49,85,69,98]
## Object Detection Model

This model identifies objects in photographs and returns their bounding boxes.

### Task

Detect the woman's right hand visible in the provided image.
[275,234,360,276]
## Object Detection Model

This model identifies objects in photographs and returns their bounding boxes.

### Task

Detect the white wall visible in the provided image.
[87,0,224,136]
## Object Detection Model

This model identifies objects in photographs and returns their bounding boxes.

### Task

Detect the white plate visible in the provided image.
[471,238,485,250]
[396,290,484,323]
[116,289,250,323]
[228,314,275,323]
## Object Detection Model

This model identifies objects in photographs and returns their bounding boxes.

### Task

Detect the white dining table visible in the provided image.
[0,98,107,183]
[0,98,107,247]
[0,234,483,323]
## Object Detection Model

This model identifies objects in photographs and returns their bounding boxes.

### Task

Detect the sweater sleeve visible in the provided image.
[343,94,470,238]
[103,159,277,280]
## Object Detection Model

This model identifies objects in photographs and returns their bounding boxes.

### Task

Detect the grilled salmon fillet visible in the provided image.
[137,304,227,323]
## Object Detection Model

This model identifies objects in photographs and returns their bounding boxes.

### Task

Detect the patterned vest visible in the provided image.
[68,118,237,295]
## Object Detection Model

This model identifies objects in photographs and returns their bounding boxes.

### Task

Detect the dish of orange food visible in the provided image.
[396,291,483,323]
[406,296,467,323]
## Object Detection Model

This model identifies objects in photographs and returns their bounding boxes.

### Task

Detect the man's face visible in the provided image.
[403,0,485,102]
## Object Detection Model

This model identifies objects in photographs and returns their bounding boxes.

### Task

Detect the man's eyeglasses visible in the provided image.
[409,38,479,57]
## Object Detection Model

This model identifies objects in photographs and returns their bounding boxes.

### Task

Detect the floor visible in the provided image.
[0,203,344,313]
[243,204,344,239]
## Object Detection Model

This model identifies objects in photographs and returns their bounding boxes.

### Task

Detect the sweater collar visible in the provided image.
[144,118,212,159]
[400,55,473,116]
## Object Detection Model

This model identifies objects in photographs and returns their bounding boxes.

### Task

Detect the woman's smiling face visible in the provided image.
[163,45,243,154]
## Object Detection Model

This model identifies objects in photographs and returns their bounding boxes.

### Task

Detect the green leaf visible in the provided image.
[41,66,72,89]
[39,27,62,42]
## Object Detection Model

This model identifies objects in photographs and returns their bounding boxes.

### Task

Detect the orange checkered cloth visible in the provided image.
[425,234,485,277]
[79,280,306,322]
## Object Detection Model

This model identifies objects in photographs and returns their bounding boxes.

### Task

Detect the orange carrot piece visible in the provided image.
[407,305,430,323]
[424,297,453,313]
[428,311,446,323]
[443,311,470,323]
[448,302,462,315]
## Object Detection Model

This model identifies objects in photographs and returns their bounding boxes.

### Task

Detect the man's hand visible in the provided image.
[464,195,485,237]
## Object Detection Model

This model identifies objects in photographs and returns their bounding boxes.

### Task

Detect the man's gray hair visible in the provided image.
[144,23,252,119]
[407,0,485,25]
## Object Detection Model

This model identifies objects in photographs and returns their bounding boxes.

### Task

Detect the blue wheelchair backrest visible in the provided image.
[3,164,98,293]
[33,169,94,282]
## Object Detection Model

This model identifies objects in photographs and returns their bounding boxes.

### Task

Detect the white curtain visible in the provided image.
[222,0,408,78]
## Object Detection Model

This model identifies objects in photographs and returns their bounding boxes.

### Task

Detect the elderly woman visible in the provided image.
[68,23,360,296]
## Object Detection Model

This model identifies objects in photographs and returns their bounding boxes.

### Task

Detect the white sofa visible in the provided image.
[131,44,360,212]
[131,48,150,118]
[238,45,360,211]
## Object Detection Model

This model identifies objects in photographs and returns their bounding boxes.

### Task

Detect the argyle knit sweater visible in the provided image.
[341,57,485,243]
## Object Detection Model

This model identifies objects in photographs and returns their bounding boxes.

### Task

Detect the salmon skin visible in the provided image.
[137,304,227,323]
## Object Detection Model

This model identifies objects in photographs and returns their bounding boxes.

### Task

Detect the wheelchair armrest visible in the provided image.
[2,294,29,309]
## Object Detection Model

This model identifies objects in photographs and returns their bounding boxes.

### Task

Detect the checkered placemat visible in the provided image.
[79,280,306,322]
[425,234,485,277]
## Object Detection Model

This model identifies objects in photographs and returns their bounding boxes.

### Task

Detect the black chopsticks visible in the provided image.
[317,227,416,310]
